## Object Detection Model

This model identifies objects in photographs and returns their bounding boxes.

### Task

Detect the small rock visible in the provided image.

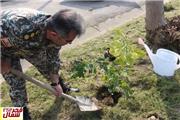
[148,116,157,120]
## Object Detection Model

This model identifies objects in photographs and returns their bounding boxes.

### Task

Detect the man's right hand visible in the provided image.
[52,84,63,97]
[0,60,11,74]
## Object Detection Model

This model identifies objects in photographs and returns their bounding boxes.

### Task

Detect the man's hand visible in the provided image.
[138,38,145,45]
[50,74,63,96]
[0,59,11,74]
[53,84,63,97]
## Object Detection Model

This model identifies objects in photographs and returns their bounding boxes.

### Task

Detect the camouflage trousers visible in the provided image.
[2,50,53,107]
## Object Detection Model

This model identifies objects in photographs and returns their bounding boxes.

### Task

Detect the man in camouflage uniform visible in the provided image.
[0,8,85,120]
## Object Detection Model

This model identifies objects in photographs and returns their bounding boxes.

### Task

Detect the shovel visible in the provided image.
[11,69,100,111]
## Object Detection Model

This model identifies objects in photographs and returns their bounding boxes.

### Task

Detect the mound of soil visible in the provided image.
[96,86,122,106]
[146,15,180,54]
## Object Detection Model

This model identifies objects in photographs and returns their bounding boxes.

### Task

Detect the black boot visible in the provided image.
[58,76,71,93]
[59,77,79,93]
[104,48,116,61]
[23,107,31,120]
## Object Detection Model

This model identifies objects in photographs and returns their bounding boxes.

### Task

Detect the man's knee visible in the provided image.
[3,73,26,88]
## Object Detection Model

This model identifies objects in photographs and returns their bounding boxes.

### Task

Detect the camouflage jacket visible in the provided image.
[1,8,61,74]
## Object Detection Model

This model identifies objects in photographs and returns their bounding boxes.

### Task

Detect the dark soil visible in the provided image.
[96,86,122,106]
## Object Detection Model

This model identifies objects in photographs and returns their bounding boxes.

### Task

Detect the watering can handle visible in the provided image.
[10,69,78,102]
[176,54,180,70]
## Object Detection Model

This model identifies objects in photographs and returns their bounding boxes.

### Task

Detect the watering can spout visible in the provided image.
[138,38,155,65]
[143,44,156,65]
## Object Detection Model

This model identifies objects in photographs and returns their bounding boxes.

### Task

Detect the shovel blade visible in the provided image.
[76,96,100,111]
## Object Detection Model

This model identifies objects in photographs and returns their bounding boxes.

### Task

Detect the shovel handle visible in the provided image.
[10,69,78,102]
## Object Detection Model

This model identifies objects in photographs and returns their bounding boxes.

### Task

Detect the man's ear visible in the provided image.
[47,30,57,37]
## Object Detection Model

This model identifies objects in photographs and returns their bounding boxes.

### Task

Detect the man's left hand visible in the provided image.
[53,84,63,97]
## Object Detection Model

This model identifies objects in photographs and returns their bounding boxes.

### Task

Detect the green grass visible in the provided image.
[1,0,180,119]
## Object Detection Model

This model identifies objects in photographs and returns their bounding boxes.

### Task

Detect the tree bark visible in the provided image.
[145,0,166,31]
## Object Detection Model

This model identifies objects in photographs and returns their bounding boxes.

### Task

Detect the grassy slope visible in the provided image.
[1,0,180,120]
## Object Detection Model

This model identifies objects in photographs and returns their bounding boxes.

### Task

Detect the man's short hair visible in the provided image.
[46,9,85,37]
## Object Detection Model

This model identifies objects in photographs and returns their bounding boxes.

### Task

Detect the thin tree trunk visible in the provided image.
[145,0,166,31]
